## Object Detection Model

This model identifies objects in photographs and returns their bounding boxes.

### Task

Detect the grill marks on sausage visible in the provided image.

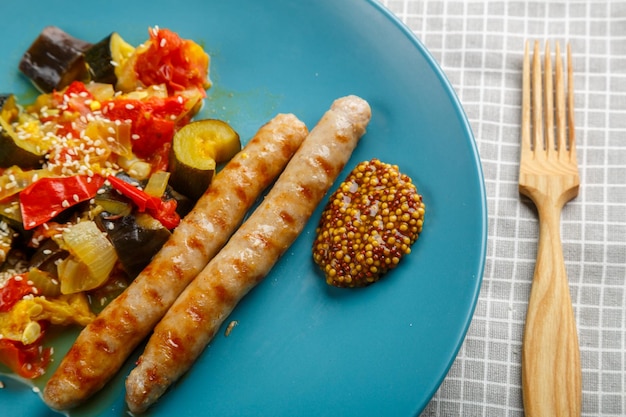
[314,154,334,177]
[125,96,371,414]
[42,114,308,411]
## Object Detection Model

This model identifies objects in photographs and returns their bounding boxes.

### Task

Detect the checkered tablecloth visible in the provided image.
[377,1,626,415]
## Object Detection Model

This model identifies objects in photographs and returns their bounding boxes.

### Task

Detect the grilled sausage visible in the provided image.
[43,114,308,410]
[125,95,371,413]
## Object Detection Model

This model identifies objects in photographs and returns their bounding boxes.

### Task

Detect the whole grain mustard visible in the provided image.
[313,159,426,288]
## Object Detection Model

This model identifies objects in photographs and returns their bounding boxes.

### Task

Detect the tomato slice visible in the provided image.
[0,275,35,313]
[0,338,51,379]
[101,96,187,158]
[134,28,210,94]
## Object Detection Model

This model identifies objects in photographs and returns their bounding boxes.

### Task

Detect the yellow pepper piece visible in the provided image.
[0,294,95,345]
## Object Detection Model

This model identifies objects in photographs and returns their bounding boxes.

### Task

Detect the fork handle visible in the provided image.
[522,201,582,417]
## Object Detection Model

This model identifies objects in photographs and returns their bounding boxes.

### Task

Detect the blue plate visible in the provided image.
[0,0,487,416]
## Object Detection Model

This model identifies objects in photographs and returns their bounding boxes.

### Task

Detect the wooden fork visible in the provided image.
[519,41,582,417]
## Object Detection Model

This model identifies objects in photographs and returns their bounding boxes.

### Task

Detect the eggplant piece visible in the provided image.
[166,186,194,218]
[0,198,32,244]
[168,119,241,200]
[0,248,28,274]
[94,185,133,217]
[95,212,171,279]
[30,238,69,278]
[19,26,92,93]
[84,32,134,85]
[0,94,43,169]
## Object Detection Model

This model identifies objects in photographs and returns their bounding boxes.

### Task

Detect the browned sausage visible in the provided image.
[43,114,308,410]
[125,95,371,413]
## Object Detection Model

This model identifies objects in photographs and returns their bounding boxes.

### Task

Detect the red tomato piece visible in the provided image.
[0,338,51,379]
[53,81,95,115]
[0,274,35,313]
[134,28,209,95]
[102,96,186,158]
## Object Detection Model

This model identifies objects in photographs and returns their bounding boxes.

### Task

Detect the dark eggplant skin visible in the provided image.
[90,171,192,278]
[19,26,92,93]
[84,33,117,85]
[95,212,171,279]
[29,239,69,278]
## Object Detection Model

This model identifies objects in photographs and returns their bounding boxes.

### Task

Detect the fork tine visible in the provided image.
[531,41,544,155]
[567,43,578,164]
[554,42,567,160]
[544,42,555,155]
[521,41,532,154]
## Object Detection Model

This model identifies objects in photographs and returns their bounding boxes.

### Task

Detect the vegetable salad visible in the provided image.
[0,27,213,378]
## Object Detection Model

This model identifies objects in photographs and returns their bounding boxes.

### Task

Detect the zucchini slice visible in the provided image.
[168,119,241,200]
[19,26,92,93]
[0,94,43,169]
[84,32,134,85]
